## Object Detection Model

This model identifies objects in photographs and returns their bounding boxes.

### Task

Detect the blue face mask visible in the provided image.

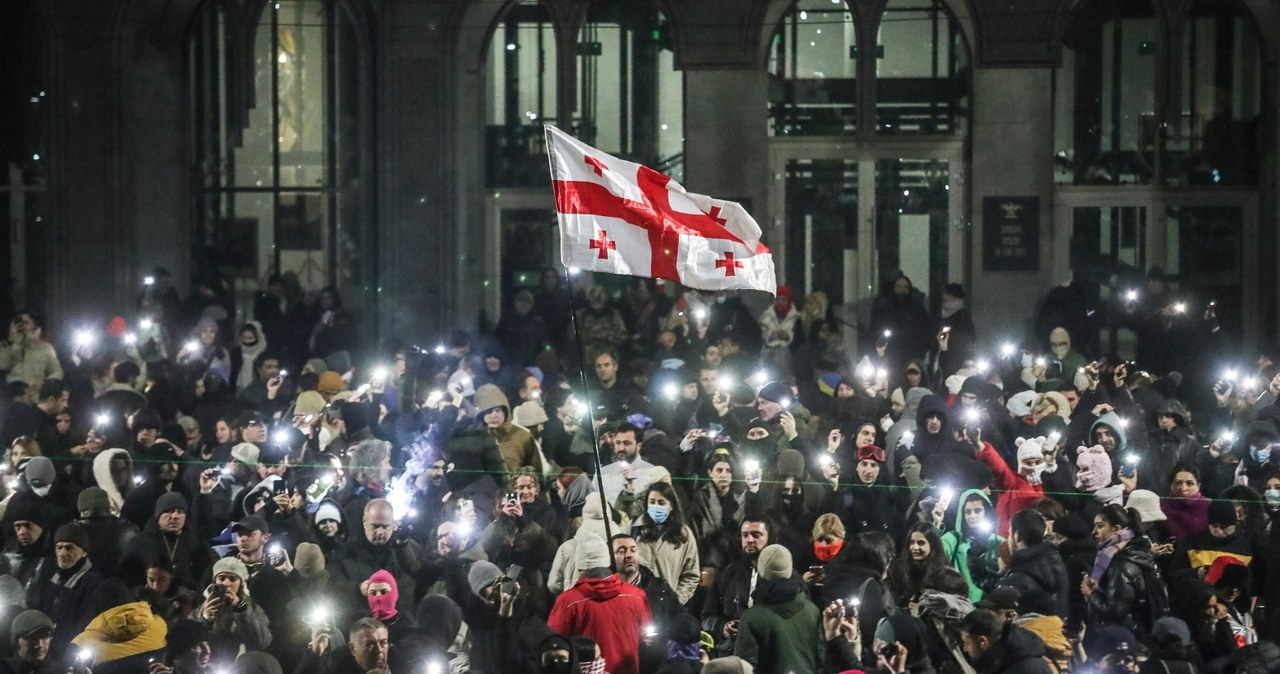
[1265,489,1280,508]
[1252,446,1272,464]
[647,504,670,524]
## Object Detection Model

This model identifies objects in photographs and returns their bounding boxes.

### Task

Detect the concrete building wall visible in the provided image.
[968,68,1056,343]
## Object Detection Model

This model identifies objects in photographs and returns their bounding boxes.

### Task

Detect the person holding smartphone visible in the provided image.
[193,557,272,661]
[478,476,558,617]
[227,514,296,641]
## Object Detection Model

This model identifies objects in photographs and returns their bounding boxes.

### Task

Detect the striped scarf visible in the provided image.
[1091,528,1135,583]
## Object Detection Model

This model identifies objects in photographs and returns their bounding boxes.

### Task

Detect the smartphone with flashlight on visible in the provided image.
[1120,454,1139,479]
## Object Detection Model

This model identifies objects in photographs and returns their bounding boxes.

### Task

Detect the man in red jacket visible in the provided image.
[547,533,651,674]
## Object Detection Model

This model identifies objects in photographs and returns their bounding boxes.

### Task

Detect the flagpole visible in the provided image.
[563,268,616,565]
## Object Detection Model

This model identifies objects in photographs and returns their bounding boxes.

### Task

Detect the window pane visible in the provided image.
[485,1,556,187]
[656,46,684,182]
[1055,0,1157,185]
[234,7,278,187]
[577,4,683,167]
[189,0,367,313]
[784,159,858,305]
[875,0,969,134]
[1166,1,1261,185]
[578,21,626,152]
[768,0,857,136]
[487,1,557,126]
[277,0,328,188]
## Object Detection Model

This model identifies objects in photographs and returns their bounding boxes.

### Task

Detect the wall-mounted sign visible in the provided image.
[982,196,1039,272]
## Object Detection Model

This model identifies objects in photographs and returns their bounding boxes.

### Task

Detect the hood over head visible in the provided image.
[1155,399,1191,428]
[915,394,950,430]
[473,384,510,417]
[1090,411,1129,453]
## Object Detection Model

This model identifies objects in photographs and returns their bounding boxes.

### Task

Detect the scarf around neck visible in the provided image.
[1162,492,1210,539]
[1091,528,1135,583]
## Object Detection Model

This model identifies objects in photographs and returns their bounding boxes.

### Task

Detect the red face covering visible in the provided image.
[366,569,399,621]
[814,540,844,562]
[774,287,794,318]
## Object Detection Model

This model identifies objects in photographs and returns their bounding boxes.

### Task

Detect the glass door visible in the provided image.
[485,190,557,323]
[874,158,951,310]
[1164,204,1249,343]
[782,159,859,304]
[768,143,966,349]
[1067,203,1148,356]
[1054,189,1258,356]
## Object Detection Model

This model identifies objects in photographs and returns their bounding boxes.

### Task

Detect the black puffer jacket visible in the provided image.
[1001,541,1069,617]
[1086,536,1167,637]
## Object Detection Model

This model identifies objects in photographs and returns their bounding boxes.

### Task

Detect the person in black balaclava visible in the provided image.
[536,634,580,674]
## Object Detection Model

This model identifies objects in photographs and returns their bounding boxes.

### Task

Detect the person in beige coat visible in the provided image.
[0,312,63,389]
[473,384,539,472]
[630,481,700,604]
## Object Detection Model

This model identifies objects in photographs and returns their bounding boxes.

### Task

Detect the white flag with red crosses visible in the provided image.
[545,125,777,295]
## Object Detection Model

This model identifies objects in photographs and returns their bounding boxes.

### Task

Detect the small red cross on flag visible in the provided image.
[584,155,608,177]
[715,251,744,276]
[588,230,617,259]
[545,125,776,295]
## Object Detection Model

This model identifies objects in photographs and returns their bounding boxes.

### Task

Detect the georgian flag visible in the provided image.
[545,125,777,295]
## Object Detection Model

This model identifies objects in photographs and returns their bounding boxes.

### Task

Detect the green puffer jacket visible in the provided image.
[939,488,1005,602]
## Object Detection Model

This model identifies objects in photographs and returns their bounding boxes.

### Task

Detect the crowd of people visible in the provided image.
[0,265,1275,674]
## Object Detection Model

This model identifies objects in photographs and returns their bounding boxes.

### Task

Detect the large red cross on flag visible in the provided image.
[545,125,777,295]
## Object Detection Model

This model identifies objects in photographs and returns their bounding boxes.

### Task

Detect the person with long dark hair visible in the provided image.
[1082,504,1169,638]
[632,481,700,605]
[888,522,946,609]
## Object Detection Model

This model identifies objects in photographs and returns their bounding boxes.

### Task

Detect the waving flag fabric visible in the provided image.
[545,125,777,295]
